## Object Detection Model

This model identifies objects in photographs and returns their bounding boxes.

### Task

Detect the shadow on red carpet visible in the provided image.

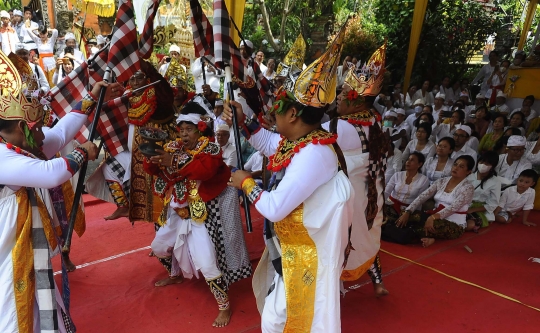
[53,195,540,333]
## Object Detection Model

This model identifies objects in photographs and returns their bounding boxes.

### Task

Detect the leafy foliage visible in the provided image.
[0,0,21,11]
[376,0,503,85]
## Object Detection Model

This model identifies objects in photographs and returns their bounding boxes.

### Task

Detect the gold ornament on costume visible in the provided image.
[344,41,387,97]
[166,58,188,90]
[8,53,38,93]
[293,24,346,107]
[277,34,306,75]
[0,51,43,123]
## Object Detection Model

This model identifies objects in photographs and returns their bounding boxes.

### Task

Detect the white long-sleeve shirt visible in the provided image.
[191,57,223,94]
[385,171,430,206]
[472,63,497,94]
[466,172,501,221]
[496,154,532,184]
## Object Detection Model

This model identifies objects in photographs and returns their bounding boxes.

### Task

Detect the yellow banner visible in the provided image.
[403,0,428,95]
[225,0,246,46]
[505,67,540,99]
[518,0,539,51]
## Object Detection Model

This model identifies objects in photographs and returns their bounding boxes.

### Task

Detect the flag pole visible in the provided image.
[224,65,253,233]
[201,59,207,85]
[63,67,112,254]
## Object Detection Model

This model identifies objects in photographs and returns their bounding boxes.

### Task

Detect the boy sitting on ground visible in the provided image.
[494,169,537,226]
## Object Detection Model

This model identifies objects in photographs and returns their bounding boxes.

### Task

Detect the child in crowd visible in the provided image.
[494,169,538,226]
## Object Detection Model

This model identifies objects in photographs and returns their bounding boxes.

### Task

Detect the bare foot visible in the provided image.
[373,282,389,297]
[154,276,184,287]
[421,238,435,248]
[104,207,129,220]
[148,250,155,257]
[212,308,232,328]
[62,253,77,272]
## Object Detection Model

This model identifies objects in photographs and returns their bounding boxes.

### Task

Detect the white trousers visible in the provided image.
[151,206,221,280]
[261,273,287,333]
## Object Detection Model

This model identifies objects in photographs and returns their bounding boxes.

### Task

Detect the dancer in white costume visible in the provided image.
[225,28,360,332]
[0,49,119,332]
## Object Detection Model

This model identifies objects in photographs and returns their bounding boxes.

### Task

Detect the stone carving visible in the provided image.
[56,11,74,36]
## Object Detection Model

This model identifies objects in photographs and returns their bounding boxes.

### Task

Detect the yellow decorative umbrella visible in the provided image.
[73,0,116,18]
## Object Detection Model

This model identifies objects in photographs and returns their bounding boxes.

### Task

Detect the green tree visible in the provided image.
[376,0,504,85]
[0,0,21,11]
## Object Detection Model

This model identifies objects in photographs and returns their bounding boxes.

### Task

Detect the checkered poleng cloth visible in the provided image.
[190,0,213,57]
[91,95,130,156]
[251,60,275,113]
[213,0,246,82]
[108,0,140,82]
[47,62,90,119]
[28,189,59,332]
[138,0,162,59]
[105,153,130,197]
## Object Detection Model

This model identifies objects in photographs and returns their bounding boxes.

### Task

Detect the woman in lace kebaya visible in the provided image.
[395,155,475,247]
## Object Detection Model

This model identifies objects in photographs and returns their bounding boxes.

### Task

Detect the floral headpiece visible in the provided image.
[271,87,302,116]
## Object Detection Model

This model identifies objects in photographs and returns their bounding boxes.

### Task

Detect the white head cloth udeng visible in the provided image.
[240,40,254,49]
[192,95,216,119]
[64,33,76,41]
[13,9,22,16]
[384,110,398,118]
[0,10,9,19]
[507,135,526,147]
[176,113,201,125]
[456,124,471,136]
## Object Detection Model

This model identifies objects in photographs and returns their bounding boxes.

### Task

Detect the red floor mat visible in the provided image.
[55,196,540,333]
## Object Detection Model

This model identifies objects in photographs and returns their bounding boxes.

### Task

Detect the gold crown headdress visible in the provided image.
[165,57,188,90]
[293,23,347,107]
[344,41,387,97]
[0,51,43,124]
[276,34,306,75]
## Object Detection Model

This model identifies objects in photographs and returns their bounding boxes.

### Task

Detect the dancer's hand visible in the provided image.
[228,169,252,190]
[222,101,245,127]
[79,142,99,161]
[150,149,173,167]
[90,81,123,101]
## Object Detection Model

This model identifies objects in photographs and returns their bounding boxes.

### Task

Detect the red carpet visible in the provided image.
[54,195,540,333]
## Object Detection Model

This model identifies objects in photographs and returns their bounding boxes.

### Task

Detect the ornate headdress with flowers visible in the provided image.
[166,57,188,91]
[0,51,43,125]
[343,41,387,104]
[270,24,346,114]
[276,34,306,76]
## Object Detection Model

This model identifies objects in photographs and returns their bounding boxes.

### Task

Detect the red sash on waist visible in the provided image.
[426,204,467,216]
[489,84,504,106]
[389,195,408,214]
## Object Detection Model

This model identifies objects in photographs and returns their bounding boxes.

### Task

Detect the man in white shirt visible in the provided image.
[0,10,18,55]
[20,7,38,51]
[471,50,499,95]
[496,135,532,185]
[389,108,412,139]
[440,76,455,105]
[58,33,86,69]
[406,99,425,129]
[11,9,23,41]
[490,91,510,117]
[509,95,537,122]
[255,50,267,73]
[215,124,237,168]
[432,92,449,122]
[451,125,477,164]
[244,150,264,183]
[15,46,49,94]
[465,93,486,120]
[158,44,185,76]
[191,56,223,94]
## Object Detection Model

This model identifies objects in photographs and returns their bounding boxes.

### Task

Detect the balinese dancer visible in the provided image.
[224,27,356,332]
[144,102,252,327]
[0,50,118,331]
[328,43,390,296]
[86,60,179,222]
[167,65,195,110]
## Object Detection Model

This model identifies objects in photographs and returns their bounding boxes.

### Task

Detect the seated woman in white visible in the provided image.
[384,152,430,221]
[395,155,475,247]
[465,151,501,232]
[402,122,436,168]
[422,137,455,184]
